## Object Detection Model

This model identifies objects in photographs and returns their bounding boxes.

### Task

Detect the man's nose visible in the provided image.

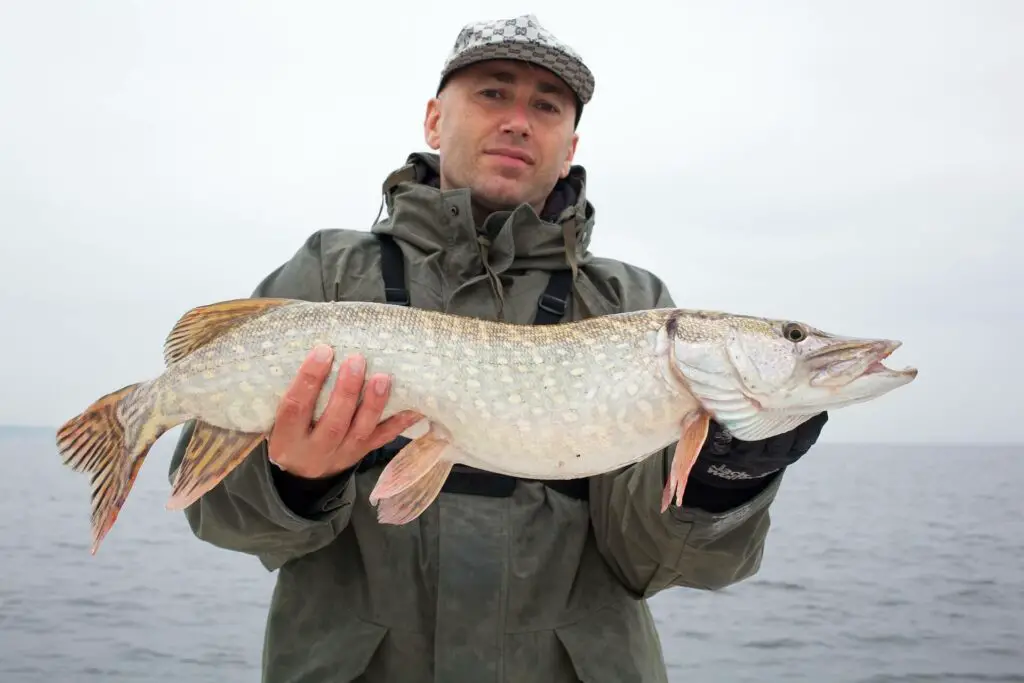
[499,101,532,137]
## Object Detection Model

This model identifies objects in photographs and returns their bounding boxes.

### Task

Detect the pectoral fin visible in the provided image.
[368,426,454,524]
[660,410,711,512]
[166,421,266,510]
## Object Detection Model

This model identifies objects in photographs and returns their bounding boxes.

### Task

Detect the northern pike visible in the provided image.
[56,297,917,553]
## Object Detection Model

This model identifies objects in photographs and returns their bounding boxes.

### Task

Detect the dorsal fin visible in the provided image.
[163,298,296,365]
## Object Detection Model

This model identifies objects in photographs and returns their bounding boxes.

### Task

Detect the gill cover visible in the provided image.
[660,313,820,443]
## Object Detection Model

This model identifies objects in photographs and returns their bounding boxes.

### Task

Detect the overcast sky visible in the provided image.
[0,1,1020,444]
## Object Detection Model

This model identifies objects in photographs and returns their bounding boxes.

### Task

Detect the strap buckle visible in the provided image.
[537,292,568,317]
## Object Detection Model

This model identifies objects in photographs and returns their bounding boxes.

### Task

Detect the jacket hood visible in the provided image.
[371,152,596,276]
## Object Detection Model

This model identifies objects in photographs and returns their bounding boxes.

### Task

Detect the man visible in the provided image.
[170,14,827,683]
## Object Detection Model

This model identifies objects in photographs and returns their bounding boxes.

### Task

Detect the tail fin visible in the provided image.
[56,382,167,555]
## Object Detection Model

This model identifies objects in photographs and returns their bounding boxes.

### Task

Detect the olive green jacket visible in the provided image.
[170,153,783,683]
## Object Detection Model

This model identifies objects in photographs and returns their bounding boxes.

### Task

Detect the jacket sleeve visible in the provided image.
[588,270,782,596]
[167,231,357,571]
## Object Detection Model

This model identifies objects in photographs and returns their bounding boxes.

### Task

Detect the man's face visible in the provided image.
[423,59,580,214]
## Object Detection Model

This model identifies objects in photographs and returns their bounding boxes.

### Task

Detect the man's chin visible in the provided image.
[471,180,530,211]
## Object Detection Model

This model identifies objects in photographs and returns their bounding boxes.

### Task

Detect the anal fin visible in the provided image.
[368,426,454,525]
[660,410,711,512]
[166,421,266,510]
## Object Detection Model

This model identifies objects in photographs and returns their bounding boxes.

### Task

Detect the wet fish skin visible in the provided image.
[55,297,917,553]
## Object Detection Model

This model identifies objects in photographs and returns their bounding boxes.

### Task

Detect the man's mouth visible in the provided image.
[484,147,534,165]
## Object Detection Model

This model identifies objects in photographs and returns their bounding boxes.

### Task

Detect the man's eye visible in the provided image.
[480,89,503,98]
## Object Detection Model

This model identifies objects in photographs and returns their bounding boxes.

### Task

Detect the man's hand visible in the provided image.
[266,344,423,480]
[690,412,829,488]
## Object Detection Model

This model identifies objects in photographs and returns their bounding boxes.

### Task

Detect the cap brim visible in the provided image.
[439,42,594,105]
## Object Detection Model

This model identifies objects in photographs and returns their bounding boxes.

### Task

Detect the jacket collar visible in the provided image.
[371,152,595,276]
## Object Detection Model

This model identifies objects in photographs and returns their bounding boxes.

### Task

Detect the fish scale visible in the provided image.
[55,296,917,553]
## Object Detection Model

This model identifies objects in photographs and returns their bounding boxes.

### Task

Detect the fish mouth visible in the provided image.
[809,339,918,386]
[864,341,918,379]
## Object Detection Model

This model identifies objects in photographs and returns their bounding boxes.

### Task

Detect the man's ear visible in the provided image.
[424,97,442,150]
[560,133,579,178]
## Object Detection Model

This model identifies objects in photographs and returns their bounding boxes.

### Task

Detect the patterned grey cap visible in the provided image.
[438,14,595,106]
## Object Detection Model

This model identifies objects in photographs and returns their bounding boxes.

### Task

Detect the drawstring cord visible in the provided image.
[475,234,507,320]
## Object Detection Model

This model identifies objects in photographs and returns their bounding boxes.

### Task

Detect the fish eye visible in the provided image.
[782,322,807,342]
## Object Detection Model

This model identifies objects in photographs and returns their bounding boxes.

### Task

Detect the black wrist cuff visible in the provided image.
[271,466,352,516]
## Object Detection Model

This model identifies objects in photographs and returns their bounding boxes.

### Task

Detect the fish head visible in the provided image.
[662,310,918,442]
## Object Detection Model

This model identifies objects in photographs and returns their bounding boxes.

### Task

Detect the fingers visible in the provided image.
[272,344,430,476]
[342,374,393,442]
[272,344,335,449]
[361,411,425,452]
[309,355,405,453]
[308,354,367,453]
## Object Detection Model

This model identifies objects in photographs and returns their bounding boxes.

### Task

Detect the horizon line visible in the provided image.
[1,423,1019,448]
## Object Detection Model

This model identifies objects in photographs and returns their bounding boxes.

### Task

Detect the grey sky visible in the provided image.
[1,2,1020,443]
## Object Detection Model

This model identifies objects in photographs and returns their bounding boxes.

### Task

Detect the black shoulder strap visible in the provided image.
[377,233,410,306]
